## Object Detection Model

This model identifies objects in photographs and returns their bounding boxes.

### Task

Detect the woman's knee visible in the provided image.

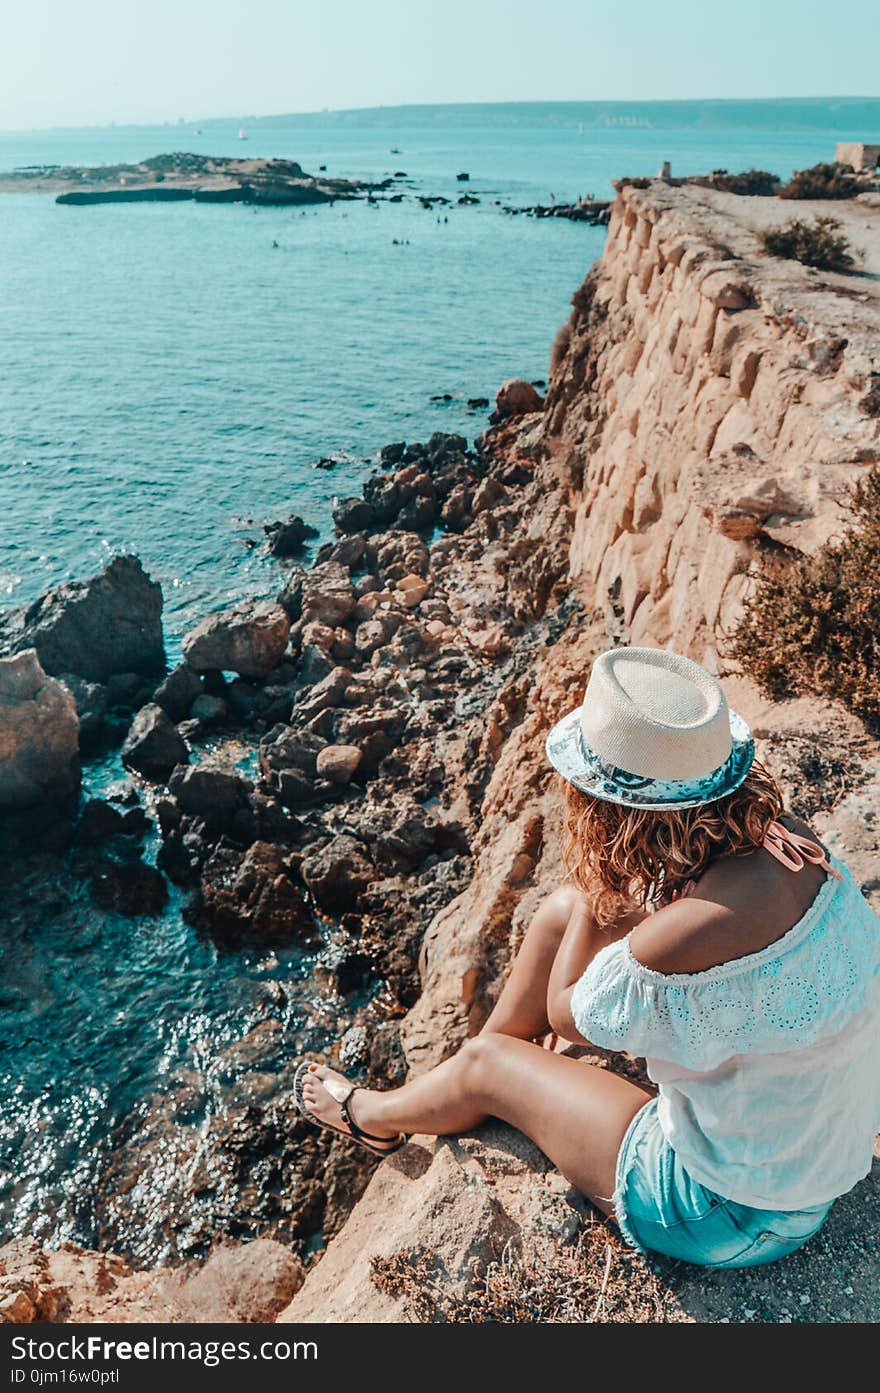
[457,1031,509,1098]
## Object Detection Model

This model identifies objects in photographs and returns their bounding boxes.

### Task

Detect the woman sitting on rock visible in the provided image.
[296,646,880,1269]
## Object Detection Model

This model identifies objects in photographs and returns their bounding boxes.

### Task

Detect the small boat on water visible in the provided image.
[238,127,248,141]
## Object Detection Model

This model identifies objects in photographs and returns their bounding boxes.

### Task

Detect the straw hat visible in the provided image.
[545,646,754,810]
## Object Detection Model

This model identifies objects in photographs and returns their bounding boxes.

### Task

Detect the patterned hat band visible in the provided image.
[546,706,756,810]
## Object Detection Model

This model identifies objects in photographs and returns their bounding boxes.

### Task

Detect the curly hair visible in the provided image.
[560,760,784,929]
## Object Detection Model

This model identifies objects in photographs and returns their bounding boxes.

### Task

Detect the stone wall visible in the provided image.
[547,181,878,663]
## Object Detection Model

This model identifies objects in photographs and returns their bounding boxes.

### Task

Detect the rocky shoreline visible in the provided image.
[0,378,572,1274]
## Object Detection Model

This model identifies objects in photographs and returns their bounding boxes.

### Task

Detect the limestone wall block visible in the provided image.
[731,345,763,399]
[679,280,706,328]
[693,297,720,356]
[626,269,645,311]
[622,336,644,374]
[632,468,663,530]
[672,323,694,375]
[663,309,684,358]
[750,360,801,442]
[696,533,751,630]
[691,377,735,455]
[717,571,750,633]
[712,399,760,457]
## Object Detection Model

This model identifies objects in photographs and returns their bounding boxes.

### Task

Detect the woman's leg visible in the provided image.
[300,1033,652,1212]
[480,886,578,1041]
[482,885,646,1042]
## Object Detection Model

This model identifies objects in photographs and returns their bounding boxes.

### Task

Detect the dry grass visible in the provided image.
[759,216,855,272]
[369,1226,686,1324]
[733,468,880,722]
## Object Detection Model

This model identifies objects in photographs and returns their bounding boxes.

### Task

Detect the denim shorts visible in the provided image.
[613,1097,832,1269]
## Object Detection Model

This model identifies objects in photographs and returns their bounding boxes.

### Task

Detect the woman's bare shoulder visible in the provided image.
[539,884,586,922]
[628,896,735,975]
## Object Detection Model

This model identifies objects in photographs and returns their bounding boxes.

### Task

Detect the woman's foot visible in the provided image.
[296,1062,403,1154]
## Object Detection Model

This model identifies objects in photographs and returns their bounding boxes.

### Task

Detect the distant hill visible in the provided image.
[199,98,880,135]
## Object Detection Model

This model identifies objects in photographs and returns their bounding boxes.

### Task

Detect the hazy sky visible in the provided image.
[2,0,878,131]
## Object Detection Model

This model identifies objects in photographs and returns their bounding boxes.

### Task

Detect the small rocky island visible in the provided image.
[0,151,393,206]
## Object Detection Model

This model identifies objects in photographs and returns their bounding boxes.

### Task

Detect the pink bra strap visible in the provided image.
[762,821,843,881]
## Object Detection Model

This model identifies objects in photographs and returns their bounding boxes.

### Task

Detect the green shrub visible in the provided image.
[779,162,860,199]
[696,168,781,196]
[759,215,854,272]
[733,468,880,721]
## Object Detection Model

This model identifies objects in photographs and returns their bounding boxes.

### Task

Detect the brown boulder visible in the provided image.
[369,531,430,584]
[182,602,290,679]
[315,744,363,784]
[494,378,545,418]
[0,649,80,808]
[200,841,314,939]
[121,703,189,780]
[301,834,374,910]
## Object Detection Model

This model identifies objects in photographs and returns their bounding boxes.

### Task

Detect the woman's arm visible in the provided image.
[546,892,646,1043]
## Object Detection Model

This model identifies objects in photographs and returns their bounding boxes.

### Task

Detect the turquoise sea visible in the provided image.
[3,103,878,637]
[1,101,878,1261]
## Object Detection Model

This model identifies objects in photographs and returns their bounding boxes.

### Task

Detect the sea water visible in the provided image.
[0,105,872,1258]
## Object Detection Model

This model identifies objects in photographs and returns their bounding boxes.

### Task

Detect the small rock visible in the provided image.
[89,858,168,916]
[59,672,107,750]
[0,555,164,682]
[354,589,395,621]
[263,515,318,557]
[104,779,138,806]
[200,841,313,939]
[168,766,253,823]
[190,693,227,725]
[75,798,127,844]
[301,834,374,911]
[472,475,507,513]
[395,573,429,608]
[121,704,189,781]
[153,664,203,721]
[296,643,335,687]
[354,615,401,657]
[293,666,353,723]
[495,378,545,418]
[315,744,362,785]
[333,497,376,534]
[379,441,406,467]
[301,620,336,652]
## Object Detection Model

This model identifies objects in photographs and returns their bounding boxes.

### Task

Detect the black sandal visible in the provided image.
[293,1061,405,1157]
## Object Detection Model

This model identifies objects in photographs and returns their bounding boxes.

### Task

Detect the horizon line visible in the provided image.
[2,93,880,139]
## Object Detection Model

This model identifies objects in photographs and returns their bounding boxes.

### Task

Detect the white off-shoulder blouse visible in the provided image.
[571,850,880,1209]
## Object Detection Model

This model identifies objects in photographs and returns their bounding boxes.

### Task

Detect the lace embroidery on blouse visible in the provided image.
[570,829,876,1071]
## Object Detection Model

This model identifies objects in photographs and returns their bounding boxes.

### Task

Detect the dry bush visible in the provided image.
[370,1227,685,1324]
[694,169,781,196]
[759,216,855,272]
[733,468,880,722]
[550,321,572,376]
[779,162,860,200]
